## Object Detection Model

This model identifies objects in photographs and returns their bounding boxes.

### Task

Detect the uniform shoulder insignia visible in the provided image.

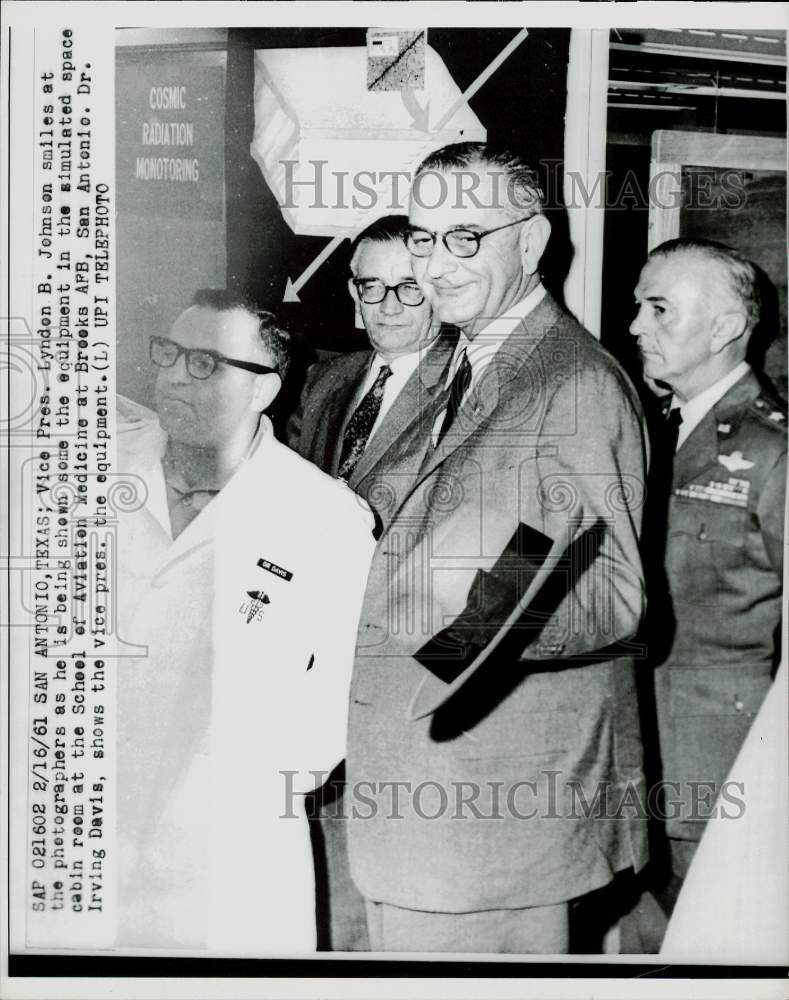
[750,389,787,432]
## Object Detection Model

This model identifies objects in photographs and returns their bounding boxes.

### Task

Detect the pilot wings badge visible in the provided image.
[240,589,270,624]
[718,451,755,473]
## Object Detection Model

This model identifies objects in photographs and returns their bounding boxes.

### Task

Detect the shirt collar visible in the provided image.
[161,414,272,492]
[674,362,750,423]
[672,362,750,449]
[370,350,422,380]
[450,282,547,381]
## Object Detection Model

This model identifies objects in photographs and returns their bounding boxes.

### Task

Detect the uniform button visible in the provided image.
[734,698,744,712]
[755,399,765,409]
[698,529,707,541]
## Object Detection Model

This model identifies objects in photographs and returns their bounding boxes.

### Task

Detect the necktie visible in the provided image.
[665,405,683,454]
[337,364,393,480]
[436,349,472,446]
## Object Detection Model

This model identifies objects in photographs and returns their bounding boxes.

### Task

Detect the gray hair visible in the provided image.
[413,141,544,218]
[648,238,761,333]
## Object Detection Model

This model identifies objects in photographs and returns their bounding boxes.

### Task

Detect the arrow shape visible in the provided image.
[401,87,431,131]
[282,29,529,299]
[369,29,426,91]
[434,27,529,132]
[283,235,345,302]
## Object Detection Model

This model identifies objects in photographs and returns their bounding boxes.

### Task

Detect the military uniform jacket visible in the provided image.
[656,370,787,842]
[345,292,651,913]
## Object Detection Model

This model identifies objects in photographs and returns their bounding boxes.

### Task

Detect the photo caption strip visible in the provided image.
[11,25,117,951]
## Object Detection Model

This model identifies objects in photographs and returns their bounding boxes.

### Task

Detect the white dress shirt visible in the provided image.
[432,283,547,444]
[671,361,750,450]
[444,282,548,391]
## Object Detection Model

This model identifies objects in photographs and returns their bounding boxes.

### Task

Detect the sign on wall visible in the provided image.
[115,50,227,408]
[116,58,225,221]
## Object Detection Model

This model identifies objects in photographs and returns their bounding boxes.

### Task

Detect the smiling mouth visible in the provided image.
[160,396,194,409]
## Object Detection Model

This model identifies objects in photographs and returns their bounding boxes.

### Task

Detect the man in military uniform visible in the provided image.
[628,237,786,949]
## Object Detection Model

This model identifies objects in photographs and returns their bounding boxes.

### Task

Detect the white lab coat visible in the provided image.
[114,401,375,954]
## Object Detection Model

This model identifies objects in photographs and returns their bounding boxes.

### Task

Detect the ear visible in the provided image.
[249,371,282,414]
[709,311,747,355]
[348,278,365,330]
[519,214,551,275]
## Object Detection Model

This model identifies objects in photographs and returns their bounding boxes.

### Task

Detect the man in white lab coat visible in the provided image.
[114,290,375,954]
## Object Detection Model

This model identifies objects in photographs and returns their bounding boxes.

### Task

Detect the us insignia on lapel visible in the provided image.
[240,590,270,623]
[718,451,754,473]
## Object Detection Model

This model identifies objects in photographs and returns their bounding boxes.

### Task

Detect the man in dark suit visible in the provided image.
[292,214,450,489]
[625,238,786,951]
[291,214,453,949]
[345,142,650,953]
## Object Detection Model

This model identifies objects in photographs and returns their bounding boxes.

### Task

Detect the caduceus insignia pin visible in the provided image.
[244,589,270,623]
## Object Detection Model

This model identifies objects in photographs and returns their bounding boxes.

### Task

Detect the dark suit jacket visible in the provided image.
[291,334,457,515]
[345,291,650,912]
[653,370,786,843]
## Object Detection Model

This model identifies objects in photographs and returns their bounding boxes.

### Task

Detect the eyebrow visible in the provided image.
[355,276,418,283]
[410,224,485,233]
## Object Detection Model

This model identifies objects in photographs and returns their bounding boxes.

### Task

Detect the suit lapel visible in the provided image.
[349,332,455,490]
[672,411,720,488]
[150,489,217,584]
[353,330,457,531]
[415,295,561,487]
[321,355,370,476]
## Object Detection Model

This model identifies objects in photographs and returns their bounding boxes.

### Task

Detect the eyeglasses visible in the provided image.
[149,336,278,381]
[406,215,536,259]
[352,279,425,306]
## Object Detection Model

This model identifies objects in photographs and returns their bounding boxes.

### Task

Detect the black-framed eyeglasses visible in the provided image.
[406,215,536,259]
[149,336,278,381]
[352,279,425,306]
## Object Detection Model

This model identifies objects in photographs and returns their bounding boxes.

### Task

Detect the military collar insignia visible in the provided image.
[718,451,755,473]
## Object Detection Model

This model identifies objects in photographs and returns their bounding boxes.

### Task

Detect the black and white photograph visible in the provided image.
[2,3,787,998]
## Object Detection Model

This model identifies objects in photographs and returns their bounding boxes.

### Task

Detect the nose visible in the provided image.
[425,237,456,281]
[379,287,404,316]
[629,303,647,338]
